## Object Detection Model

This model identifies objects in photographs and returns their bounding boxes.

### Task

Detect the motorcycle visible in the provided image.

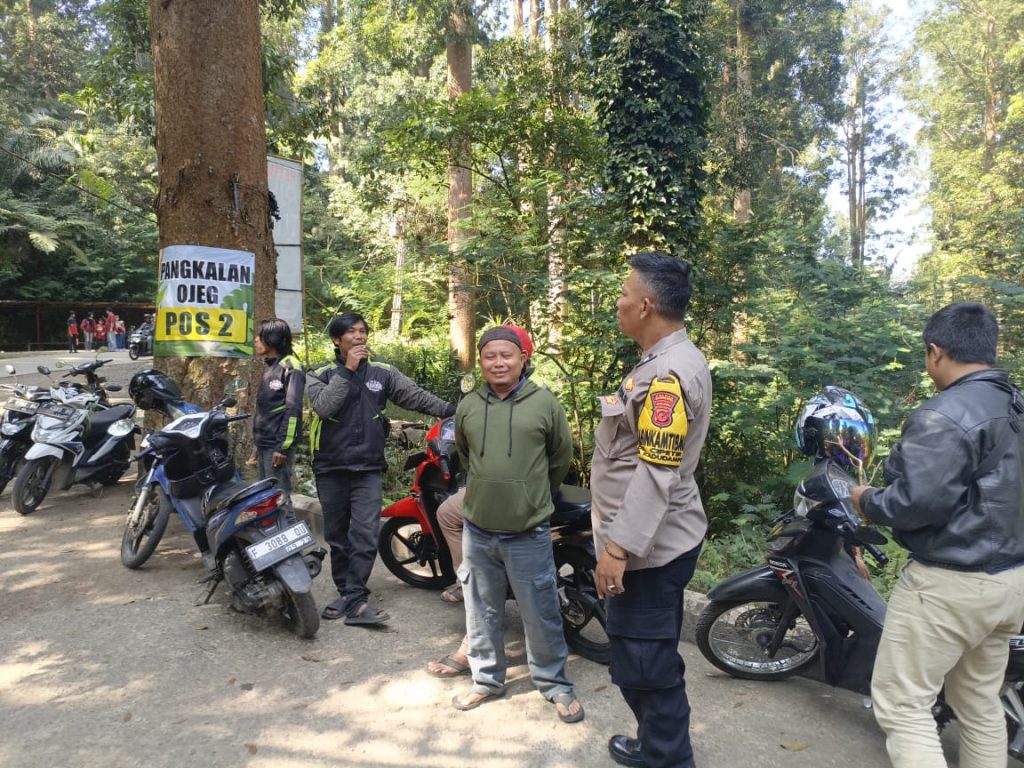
[378,416,610,664]
[0,365,53,495]
[128,323,154,361]
[121,370,325,638]
[10,362,135,515]
[695,459,1024,758]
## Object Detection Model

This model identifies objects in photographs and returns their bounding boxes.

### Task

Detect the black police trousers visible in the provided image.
[606,545,701,768]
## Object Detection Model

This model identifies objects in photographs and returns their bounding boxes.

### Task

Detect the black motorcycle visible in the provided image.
[0,365,53,495]
[695,459,1024,758]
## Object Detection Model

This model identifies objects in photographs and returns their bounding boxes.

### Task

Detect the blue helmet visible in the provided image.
[795,386,876,468]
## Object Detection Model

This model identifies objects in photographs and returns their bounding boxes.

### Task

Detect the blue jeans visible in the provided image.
[315,469,382,614]
[459,522,573,699]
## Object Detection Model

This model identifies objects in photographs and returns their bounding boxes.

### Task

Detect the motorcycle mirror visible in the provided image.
[106,384,123,392]
[459,373,476,394]
[37,365,51,376]
[220,396,238,409]
[856,526,887,546]
[4,364,15,375]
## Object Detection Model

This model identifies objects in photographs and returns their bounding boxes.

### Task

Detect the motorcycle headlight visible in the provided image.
[1,422,22,436]
[107,418,136,438]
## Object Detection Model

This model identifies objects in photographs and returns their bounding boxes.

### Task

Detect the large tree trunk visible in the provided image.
[447,1,475,370]
[733,0,752,224]
[149,0,275,417]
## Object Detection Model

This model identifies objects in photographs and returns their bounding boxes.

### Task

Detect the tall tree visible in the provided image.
[148,0,276,405]
[447,0,475,369]
[590,0,711,256]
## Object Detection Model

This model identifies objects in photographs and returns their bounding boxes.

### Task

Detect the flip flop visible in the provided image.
[321,598,346,621]
[440,584,464,604]
[551,691,585,724]
[426,654,470,678]
[343,602,390,626]
[452,685,506,711]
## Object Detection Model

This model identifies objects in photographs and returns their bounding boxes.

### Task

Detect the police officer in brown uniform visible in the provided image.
[591,252,712,768]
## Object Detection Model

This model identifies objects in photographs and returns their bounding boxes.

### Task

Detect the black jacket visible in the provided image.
[253,354,304,452]
[863,368,1024,571]
[305,355,454,473]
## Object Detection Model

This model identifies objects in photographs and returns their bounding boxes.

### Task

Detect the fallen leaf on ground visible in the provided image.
[781,742,809,751]
[245,744,257,755]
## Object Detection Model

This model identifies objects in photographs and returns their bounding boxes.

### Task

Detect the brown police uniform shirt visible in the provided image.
[591,328,712,570]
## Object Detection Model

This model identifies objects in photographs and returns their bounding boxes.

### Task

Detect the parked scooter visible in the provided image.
[128,321,154,361]
[0,365,53,495]
[378,415,610,663]
[695,459,1024,758]
[10,363,135,515]
[121,369,325,638]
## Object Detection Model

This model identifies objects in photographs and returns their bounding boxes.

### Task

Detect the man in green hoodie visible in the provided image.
[450,326,584,723]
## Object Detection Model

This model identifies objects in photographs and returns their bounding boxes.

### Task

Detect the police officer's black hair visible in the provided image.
[257,318,293,357]
[628,251,693,321]
[923,302,999,365]
[327,311,370,340]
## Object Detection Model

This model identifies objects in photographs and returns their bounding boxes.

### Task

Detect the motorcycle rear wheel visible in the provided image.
[696,599,819,680]
[120,482,172,569]
[378,516,449,589]
[12,456,57,515]
[282,586,320,639]
[555,547,610,665]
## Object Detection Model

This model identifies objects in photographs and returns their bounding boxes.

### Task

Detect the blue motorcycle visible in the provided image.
[120,370,324,638]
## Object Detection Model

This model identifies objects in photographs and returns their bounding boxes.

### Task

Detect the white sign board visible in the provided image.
[267,156,303,331]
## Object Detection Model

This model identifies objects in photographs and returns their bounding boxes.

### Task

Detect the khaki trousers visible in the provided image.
[437,487,465,572]
[872,559,1024,768]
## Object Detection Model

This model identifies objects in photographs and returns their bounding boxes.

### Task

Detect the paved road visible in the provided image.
[0,349,151,393]
[2,478,1008,768]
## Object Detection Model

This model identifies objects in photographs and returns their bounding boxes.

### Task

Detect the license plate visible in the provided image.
[244,522,314,571]
[38,402,76,420]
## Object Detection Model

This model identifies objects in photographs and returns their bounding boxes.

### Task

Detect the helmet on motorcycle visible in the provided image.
[795,386,876,468]
[129,369,184,412]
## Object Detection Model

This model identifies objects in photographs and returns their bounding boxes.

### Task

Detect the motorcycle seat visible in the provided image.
[552,484,591,524]
[202,477,277,518]
[85,404,134,441]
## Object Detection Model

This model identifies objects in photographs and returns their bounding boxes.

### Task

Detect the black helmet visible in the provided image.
[129,369,184,412]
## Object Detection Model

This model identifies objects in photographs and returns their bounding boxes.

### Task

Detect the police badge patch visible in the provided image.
[637,375,688,466]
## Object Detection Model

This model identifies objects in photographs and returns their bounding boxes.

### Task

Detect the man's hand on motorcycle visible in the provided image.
[272,451,287,468]
[596,549,627,597]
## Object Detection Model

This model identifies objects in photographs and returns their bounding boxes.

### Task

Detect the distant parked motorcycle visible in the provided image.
[122,369,324,638]
[11,362,136,515]
[128,322,154,361]
[0,365,52,495]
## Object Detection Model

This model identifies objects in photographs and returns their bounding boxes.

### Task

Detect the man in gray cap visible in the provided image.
[450,326,584,724]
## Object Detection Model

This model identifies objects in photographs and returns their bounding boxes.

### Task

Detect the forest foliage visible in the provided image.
[2,0,1023,583]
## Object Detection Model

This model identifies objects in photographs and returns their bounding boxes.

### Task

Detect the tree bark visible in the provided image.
[149,0,274,415]
[530,0,541,40]
[447,0,475,370]
[512,0,524,34]
[733,0,752,224]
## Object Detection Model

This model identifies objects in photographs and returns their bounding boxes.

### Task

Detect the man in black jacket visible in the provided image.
[853,302,1024,768]
[306,312,455,626]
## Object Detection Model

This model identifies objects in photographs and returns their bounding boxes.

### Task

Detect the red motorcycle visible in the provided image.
[379,417,610,664]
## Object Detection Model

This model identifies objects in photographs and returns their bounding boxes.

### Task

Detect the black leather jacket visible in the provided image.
[863,369,1024,571]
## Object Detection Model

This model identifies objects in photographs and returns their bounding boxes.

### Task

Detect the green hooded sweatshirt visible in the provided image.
[455,378,572,533]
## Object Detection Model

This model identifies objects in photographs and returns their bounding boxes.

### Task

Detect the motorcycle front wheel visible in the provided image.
[128,344,140,361]
[378,516,449,589]
[555,546,610,665]
[121,482,172,569]
[12,456,57,515]
[696,599,819,680]
[0,441,27,496]
[282,585,320,639]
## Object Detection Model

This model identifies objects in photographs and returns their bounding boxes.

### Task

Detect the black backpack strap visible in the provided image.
[972,379,1023,481]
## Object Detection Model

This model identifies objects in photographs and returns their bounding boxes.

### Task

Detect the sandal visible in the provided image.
[321,598,346,621]
[426,654,470,678]
[551,691,585,724]
[441,583,463,604]
[452,685,506,711]
[343,602,390,626]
